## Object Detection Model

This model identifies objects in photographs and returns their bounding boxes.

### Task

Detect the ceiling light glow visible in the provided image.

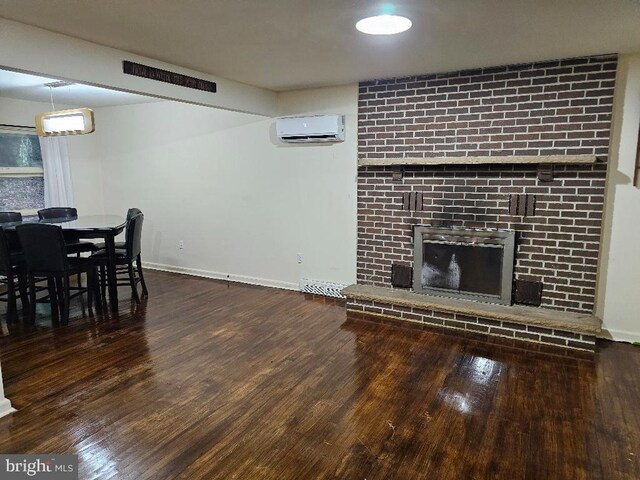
[43,113,86,133]
[356,15,412,35]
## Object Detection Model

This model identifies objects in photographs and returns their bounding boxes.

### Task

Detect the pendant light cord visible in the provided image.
[49,86,56,111]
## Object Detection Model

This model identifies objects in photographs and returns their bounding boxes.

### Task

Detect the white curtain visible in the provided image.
[39,136,75,208]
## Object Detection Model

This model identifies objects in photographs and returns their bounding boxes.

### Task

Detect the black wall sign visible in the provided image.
[122,61,217,93]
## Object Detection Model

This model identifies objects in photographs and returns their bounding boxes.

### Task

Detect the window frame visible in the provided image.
[0,126,44,215]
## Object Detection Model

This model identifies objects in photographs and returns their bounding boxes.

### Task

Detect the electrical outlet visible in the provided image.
[178,240,184,250]
[297,253,303,264]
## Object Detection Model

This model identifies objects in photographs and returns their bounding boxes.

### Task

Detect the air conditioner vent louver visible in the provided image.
[281,134,337,140]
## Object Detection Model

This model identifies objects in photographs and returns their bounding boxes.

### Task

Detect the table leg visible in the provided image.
[105,234,119,311]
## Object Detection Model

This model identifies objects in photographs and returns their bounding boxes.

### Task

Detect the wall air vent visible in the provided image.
[299,278,347,298]
[122,60,217,93]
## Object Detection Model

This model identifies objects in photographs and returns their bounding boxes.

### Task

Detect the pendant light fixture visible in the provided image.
[35,82,95,137]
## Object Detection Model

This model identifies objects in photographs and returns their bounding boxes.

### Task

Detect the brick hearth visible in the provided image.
[343,285,599,351]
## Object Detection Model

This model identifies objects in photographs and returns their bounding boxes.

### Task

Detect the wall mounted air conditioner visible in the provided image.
[276,114,345,143]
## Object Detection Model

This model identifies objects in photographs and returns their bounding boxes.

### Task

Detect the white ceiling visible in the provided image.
[0,69,159,107]
[1,0,640,91]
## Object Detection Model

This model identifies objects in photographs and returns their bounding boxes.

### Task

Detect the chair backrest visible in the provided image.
[126,213,144,260]
[126,208,142,221]
[38,207,78,220]
[0,228,12,274]
[16,224,68,274]
[0,211,22,224]
[124,208,142,245]
[0,212,22,250]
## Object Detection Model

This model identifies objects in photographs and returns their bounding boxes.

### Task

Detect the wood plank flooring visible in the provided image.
[0,270,638,479]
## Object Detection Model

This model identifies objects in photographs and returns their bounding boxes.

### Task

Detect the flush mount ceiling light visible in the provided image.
[355,14,412,35]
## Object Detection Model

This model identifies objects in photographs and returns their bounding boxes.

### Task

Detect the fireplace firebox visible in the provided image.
[413,226,515,305]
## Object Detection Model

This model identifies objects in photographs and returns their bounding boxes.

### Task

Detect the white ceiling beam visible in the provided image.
[0,18,277,117]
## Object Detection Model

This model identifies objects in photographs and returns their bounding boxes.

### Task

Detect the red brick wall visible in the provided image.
[356,56,617,314]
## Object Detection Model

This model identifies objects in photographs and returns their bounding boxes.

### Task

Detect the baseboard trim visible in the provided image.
[143,262,299,292]
[0,398,15,419]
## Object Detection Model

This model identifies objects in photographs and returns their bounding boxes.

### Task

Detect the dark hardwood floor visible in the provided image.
[0,270,638,479]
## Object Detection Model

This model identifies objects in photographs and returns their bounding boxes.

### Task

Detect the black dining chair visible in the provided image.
[37,207,98,255]
[39,207,100,287]
[16,223,100,325]
[37,207,78,220]
[91,213,148,304]
[0,211,22,224]
[0,228,29,324]
[89,208,144,285]
[92,208,142,251]
[0,211,23,254]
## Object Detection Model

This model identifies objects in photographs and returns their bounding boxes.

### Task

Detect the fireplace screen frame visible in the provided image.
[412,226,516,305]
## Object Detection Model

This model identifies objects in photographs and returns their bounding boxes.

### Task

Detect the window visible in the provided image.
[0,127,45,214]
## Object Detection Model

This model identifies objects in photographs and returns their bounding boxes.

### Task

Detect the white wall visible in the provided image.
[75,85,358,288]
[597,53,640,342]
[0,96,104,214]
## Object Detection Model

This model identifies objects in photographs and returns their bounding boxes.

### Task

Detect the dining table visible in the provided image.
[3,214,127,311]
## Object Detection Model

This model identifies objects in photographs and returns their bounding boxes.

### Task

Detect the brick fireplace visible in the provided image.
[344,55,617,351]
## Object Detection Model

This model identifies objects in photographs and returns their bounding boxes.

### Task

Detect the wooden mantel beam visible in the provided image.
[358,154,598,167]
